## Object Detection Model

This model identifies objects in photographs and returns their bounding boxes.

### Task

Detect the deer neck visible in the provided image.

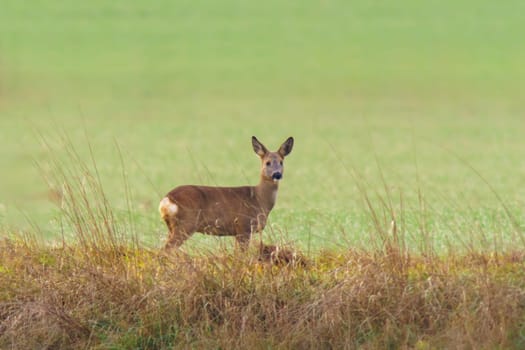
[254,178,279,212]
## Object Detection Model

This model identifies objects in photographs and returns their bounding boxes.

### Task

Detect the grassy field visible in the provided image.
[1,1,525,347]
[1,0,524,252]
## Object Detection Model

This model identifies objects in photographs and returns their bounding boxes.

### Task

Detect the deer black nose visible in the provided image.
[272,172,282,180]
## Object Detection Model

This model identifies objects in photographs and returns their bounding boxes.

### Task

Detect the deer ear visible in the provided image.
[278,137,294,157]
[252,136,268,157]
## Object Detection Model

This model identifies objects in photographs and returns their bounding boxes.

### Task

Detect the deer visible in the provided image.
[159,136,294,251]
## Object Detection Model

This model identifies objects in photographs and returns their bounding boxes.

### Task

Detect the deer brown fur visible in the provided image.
[159,136,294,250]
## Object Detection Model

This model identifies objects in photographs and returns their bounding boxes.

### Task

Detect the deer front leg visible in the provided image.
[234,213,268,251]
[235,233,251,251]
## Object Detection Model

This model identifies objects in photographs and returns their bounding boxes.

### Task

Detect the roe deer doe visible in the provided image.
[159,136,294,250]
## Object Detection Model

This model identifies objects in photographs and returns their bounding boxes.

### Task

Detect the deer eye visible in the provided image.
[280,161,283,165]
[266,161,271,166]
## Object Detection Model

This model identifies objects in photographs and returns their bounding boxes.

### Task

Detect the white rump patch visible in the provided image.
[159,197,178,218]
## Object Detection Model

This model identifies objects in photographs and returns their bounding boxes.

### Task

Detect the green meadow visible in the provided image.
[3,2,525,348]
[1,0,524,252]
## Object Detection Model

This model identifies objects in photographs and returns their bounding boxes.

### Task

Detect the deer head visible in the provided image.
[252,136,294,183]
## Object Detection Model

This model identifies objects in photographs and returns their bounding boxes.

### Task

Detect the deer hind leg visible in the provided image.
[163,217,193,250]
[159,197,193,250]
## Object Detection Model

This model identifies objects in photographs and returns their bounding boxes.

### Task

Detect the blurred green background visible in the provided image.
[1,1,524,251]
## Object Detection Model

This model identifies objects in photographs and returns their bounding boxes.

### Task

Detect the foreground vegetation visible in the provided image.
[1,234,525,349]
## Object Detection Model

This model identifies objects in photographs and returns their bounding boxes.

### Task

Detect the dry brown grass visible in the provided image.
[1,236,525,349]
